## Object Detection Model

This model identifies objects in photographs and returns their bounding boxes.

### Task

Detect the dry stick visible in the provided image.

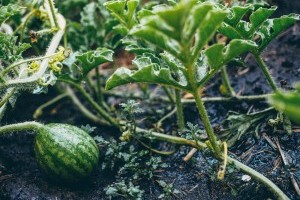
[275,138,300,196]
[183,148,198,161]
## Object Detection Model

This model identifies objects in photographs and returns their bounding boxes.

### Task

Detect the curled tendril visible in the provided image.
[28,61,40,73]
[48,46,71,73]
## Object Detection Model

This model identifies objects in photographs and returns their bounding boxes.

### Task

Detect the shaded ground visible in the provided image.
[1,4,300,200]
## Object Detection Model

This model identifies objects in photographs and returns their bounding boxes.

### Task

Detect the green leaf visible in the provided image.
[220,5,300,51]
[205,39,257,70]
[224,5,252,27]
[76,48,114,77]
[0,4,21,24]
[257,14,300,51]
[198,39,257,86]
[131,1,227,64]
[106,55,191,91]
[104,0,139,29]
[0,32,31,66]
[192,8,227,61]
[269,85,300,124]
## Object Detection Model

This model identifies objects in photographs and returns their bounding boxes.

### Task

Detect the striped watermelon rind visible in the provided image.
[34,123,99,182]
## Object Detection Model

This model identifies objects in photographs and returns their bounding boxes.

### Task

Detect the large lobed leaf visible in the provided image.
[197,39,257,86]
[219,5,300,52]
[0,4,21,25]
[104,0,139,30]
[130,0,227,64]
[106,55,191,91]
[269,84,300,124]
[76,48,114,77]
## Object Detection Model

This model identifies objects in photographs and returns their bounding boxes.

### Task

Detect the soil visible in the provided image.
[1,4,300,200]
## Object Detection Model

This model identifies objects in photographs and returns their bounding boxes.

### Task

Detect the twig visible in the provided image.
[262,133,277,150]
[183,148,197,162]
[275,138,300,196]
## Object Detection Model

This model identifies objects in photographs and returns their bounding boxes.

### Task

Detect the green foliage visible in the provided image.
[0,3,21,25]
[0,33,31,66]
[76,48,113,77]
[182,122,205,140]
[106,54,192,91]
[157,180,180,199]
[131,0,227,64]
[104,0,139,31]
[105,180,143,200]
[95,136,168,199]
[269,83,300,124]
[62,48,113,81]
[220,108,275,147]
[64,1,118,51]
[106,0,256,92]
[219,5,300,52]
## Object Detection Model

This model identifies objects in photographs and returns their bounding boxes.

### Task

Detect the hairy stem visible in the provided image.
[33,93,68,119]
[187,61,221,155]
[66,87,110,126]
[193,89,221,155]
[59,78,118,127]
[0,88,15,108]
[175,89,185,131]
[220,66,236,96]
[45,0,58,28]
[253,53,278,92]
[0,121,42,135]
[95,68,110,111]
[162,86,175,104]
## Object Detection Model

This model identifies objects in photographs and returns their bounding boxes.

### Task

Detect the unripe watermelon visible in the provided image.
[34,123,99,182]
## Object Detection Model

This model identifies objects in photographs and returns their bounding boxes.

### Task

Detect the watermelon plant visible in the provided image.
[1,0,300,199]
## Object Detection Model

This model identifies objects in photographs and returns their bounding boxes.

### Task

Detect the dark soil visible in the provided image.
[1,4,300,200]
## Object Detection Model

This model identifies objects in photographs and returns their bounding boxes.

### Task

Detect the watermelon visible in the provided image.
[34,123,99,182]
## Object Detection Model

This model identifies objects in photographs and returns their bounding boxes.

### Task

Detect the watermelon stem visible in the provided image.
[0,121,43,135]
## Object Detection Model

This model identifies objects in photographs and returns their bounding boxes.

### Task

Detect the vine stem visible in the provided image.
[45,0,59,28]
[175,89,185,131]
[33,92,68,119]
[65,87,110,126]
[0,88,15,108]
[59,78,118,127]
[220,66,236,96]
[104,90,271,103]
[0,121,42,135]
[135,127,289,200]
[193,89,221,155]
[185,59,221,155]
[227,157,289,200]
[253,53,279,92]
